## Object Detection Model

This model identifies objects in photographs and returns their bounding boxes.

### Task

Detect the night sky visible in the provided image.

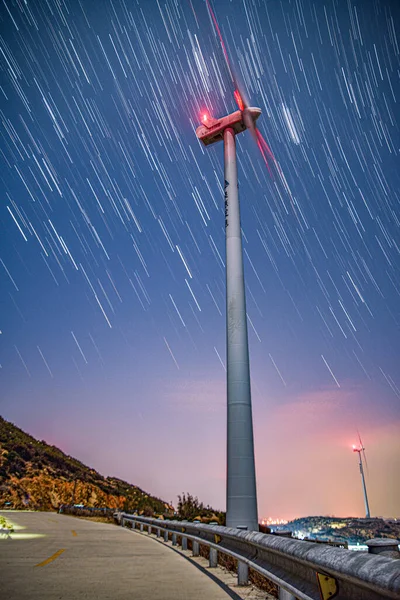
[1,0,399,520]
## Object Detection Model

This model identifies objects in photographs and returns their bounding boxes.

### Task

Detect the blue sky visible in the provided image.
[1,0,399,519]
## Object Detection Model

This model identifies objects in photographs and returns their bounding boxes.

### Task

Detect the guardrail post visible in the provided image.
[192,540,200,556]
[156,528,161,538]
[140,523,144,532]
[122,518,125,527]
[182,537,188,550]
[279,588,296,600]
[366,538,400,559]
[209,548,218,568]
[238,561,249,586]
[148,525,152,534]
[164,530,168,542]
[132,521,136,530]
[172,532,177,546]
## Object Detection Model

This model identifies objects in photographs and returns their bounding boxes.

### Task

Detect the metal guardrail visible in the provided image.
[115,513,400,600]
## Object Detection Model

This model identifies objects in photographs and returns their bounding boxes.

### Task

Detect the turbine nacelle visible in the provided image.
[196,107,261,146]
[353,444,364,453]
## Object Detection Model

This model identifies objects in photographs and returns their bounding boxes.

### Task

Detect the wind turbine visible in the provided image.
[195,3,281,532]
[352,432,371,518]
[196,104,260,532]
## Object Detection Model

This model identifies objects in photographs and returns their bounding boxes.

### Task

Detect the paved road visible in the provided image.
[0,511,233,600]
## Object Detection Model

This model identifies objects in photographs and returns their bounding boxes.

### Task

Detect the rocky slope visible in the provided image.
[0,416,172,514]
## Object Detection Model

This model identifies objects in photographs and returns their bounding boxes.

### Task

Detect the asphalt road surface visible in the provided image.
[0,511,233,600]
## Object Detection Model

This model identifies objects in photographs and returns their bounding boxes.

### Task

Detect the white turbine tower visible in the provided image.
[196,107,261,532]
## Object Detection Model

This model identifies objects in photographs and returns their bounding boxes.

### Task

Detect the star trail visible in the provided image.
[1,0,399,518]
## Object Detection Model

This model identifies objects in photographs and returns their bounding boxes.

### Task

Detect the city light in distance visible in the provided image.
[261,517,289,526]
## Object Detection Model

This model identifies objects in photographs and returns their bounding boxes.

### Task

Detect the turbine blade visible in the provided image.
[205,0,250,112]
[233,76,250,110]
[206,0,234,84]
[357,429,363,448]
[256,130,301,221]
[206,0,299,223]
[362,447,369,475]
[357,430,369,475]
[234,88,245,111]
[255,129,274,177]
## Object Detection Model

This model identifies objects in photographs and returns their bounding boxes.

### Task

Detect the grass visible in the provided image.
[0,515,14,531]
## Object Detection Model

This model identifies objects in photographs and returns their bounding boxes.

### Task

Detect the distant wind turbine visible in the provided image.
[352,432,371,518]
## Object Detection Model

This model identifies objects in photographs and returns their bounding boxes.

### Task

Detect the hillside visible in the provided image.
[283,516,400,545]
[0,416,172,514]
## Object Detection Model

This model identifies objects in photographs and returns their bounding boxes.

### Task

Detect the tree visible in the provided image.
[176,492,226,524]
[177,493,205,520]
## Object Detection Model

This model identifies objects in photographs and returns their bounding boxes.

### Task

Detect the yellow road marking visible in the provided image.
[71,530,77,537]
[35,549,65,567]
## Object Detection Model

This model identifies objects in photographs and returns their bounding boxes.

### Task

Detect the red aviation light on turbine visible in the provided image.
[199,110,221,130]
